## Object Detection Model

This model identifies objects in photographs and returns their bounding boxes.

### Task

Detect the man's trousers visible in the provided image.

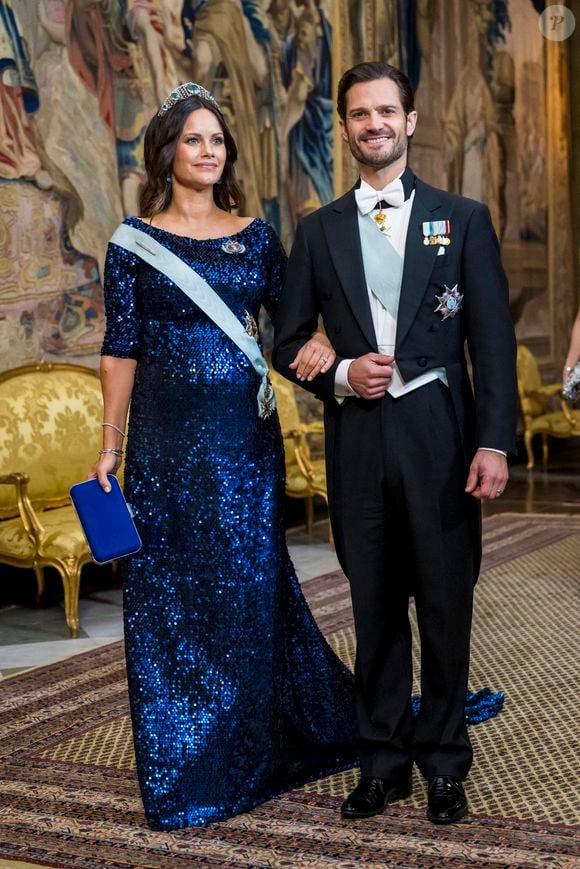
[329,379,480,780]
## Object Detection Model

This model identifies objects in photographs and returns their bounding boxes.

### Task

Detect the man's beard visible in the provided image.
[348,132,407,168]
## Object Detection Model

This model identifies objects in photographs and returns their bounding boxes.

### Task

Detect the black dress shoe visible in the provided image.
[427,775,468,824]
[341,776,412,819]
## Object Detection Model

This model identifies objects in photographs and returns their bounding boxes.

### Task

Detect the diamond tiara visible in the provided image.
[157,82,221,117]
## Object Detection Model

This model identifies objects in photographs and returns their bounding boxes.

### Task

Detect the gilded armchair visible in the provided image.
[0,362,106,637]
[516,344,580,470]
[269,369,330,539]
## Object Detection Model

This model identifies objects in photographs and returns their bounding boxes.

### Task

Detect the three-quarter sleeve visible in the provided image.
[262,223,288,321]
[101,241,142,359]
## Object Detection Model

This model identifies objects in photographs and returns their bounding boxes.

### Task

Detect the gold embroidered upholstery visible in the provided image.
[0,367,103,516]
[0,362,108,636]
[0,515,36,560]
[0,505,89,561]
[516,344,580,469]
[269,369,329,539]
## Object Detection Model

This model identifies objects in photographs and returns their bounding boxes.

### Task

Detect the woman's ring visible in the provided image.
[321,356,328,363]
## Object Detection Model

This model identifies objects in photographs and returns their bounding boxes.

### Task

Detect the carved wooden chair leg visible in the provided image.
[56,557,82,638]
[524,430,535,470]
[541,433,549,465]
[316,494,333,545]
[327,509,334,547]
[305,496,314,536]
[33,563,45,603]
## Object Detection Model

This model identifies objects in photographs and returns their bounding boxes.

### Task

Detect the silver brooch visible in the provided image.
[244,311,258,339]
[259,378,276,419]
[221,239,246,255]
[435,284,463,320]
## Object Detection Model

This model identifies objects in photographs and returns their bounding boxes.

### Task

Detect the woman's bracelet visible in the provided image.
[565,365,573,373]
[102,422,126,438]
[99,448,124,457]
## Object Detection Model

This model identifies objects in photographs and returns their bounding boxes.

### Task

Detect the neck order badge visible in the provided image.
[373,204,390,237]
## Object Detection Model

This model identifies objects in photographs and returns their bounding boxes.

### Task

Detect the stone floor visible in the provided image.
[1,437,578,678]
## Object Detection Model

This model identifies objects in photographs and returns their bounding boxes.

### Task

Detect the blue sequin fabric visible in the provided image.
[101,217,359,830]
[412,688,505,724]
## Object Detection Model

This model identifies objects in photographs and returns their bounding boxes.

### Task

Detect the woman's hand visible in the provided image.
[88,453,122,493]
[289,331,336,382]
[563,361,577,385]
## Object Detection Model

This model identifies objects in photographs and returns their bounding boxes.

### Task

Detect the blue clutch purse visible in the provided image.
[70,475,142,564]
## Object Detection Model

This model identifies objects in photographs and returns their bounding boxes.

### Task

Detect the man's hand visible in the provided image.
[465,450,508,500]
[347,353,394,400]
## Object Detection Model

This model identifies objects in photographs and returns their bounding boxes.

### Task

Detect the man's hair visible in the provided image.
[337,61,415,120]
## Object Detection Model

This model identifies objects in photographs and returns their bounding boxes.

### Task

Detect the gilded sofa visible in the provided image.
[269,368,330,539]
[0,362,105,637]
[516,344,580,469]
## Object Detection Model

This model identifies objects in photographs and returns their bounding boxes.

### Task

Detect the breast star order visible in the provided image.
[434,284,464,320]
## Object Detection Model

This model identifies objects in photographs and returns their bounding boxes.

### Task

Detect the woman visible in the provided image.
[563,310,580,388]
[91,82,358,831]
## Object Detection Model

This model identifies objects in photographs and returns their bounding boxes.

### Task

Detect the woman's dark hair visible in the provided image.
[139,95,244,217]
[337,61,415,120]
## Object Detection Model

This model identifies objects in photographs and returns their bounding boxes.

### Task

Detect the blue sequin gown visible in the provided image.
[101,217,359,830]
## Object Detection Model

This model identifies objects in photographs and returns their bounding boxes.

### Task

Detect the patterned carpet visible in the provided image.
[1,513,579,868]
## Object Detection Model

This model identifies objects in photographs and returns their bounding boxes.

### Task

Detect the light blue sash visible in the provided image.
[109,223,275,419]
[357,212,404,320]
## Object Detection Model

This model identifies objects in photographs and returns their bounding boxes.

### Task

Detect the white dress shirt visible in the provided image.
[335,176,446,398]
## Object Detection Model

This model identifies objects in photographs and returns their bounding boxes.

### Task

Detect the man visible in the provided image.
[273,62,517,825]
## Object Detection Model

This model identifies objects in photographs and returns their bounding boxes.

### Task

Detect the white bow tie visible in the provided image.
[355,179,405,215]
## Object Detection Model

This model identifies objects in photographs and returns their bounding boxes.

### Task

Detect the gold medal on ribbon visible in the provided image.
[422,220,452,247]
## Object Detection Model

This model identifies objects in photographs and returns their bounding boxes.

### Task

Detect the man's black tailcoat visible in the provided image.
[273,171,518,779]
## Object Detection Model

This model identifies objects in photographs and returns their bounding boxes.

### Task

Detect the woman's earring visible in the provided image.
[166,175,171,184]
